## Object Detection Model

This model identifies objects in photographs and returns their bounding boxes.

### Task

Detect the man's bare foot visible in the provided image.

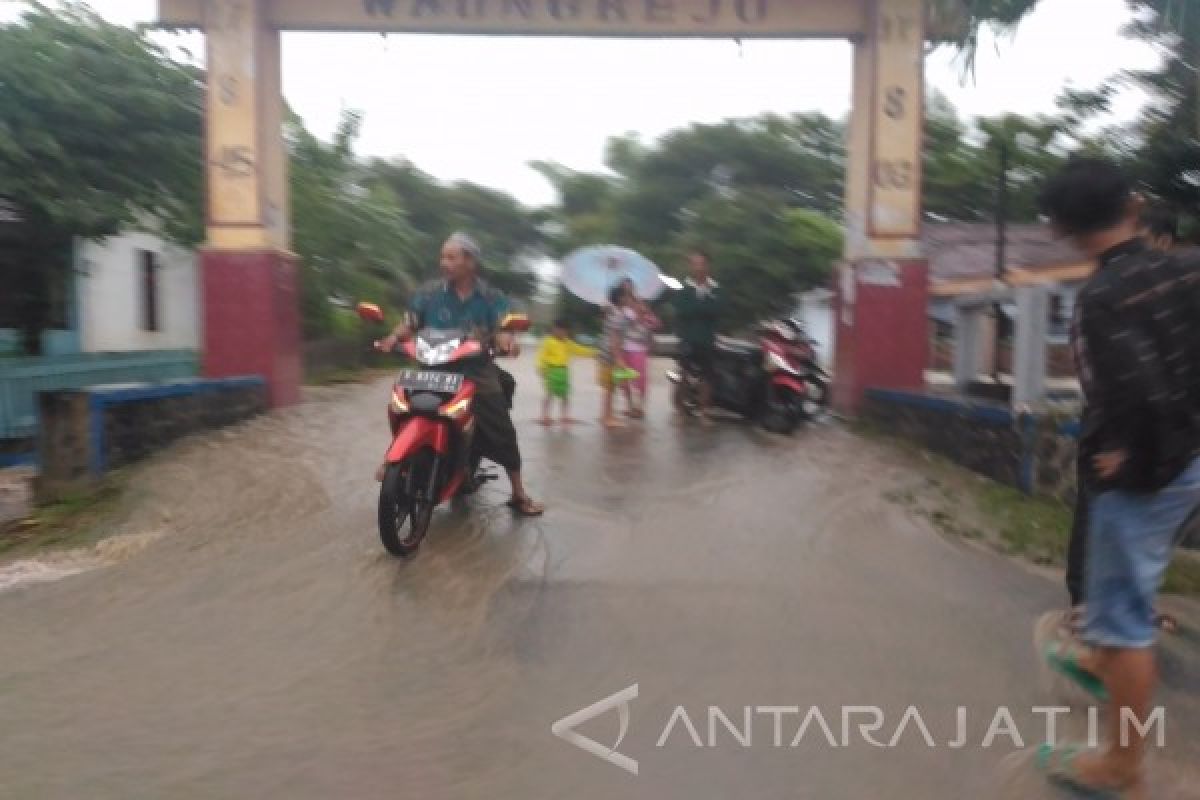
[1067,751,1145,797]
[602,417,626,429]
[537,417,554,426]
[562,417,580,425]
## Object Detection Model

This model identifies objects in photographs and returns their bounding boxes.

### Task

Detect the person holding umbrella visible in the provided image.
[559,245,672,426]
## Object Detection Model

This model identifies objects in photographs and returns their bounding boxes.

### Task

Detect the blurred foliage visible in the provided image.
[0,3,542,351]
[0,2,203,353]
[940,0,1199,237]
[677,194,843,331]
[537,113,847,333]
[363,160,542,303]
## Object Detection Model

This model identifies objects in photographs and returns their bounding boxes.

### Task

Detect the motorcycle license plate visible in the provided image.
[395,370,463,393]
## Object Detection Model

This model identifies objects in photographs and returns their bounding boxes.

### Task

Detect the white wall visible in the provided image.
[76,232,200,353]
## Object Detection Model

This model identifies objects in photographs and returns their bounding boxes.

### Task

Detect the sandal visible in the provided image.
[1043,640,1108,702]
[1035,744,1129,798]
[507,495,545,517]
[1156,612,1179,634]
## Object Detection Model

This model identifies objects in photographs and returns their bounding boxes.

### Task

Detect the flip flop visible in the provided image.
[1035,744,1126,798]
[1043,640,1109,703]
[507,495,545,517]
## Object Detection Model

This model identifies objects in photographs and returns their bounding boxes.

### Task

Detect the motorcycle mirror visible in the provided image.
[356,302,385,324]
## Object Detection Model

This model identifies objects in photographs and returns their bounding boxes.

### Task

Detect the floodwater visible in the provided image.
[2,355,1198,799]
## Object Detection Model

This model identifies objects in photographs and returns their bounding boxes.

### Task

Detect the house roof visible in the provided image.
[924,222,1088,283]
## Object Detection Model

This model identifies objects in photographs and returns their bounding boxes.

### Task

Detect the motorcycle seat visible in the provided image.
[716,338,760,358]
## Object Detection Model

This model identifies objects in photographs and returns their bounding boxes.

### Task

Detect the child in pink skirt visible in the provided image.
[621,293,660,419]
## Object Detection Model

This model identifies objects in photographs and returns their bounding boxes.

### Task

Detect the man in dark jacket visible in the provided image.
[1036,158,1200,795]
[671,248,723,425]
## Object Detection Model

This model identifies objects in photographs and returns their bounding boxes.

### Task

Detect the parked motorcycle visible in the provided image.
[668,317,829,434]
[357,302,530,558]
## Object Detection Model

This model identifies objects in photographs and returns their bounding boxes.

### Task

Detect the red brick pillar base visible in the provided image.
[832,259,929,416]
[201,249,301,408]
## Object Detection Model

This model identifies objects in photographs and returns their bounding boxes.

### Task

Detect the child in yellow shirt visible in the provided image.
[536,319,595,426]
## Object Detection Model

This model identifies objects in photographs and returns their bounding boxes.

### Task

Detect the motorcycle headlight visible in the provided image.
[440,396,472,420]
[390,389,409,414]
[416,338,461,366]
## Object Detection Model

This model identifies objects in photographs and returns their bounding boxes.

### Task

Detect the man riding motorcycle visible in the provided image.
[376,232,544,517]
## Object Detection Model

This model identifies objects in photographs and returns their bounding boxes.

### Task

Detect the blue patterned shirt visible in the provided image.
[410,279,509,334]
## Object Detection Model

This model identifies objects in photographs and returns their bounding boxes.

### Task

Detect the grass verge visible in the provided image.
[0,479,124,560]
[864,424,1200,598]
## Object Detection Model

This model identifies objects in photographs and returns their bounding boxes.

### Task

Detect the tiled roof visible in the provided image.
[924,222,1087,282]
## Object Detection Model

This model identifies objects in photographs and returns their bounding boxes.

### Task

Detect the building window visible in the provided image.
[139,250,160,332]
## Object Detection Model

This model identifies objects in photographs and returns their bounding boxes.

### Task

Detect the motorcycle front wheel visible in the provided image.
[378,452,436,559]
[761,386,800,435]
[801,377,829,418]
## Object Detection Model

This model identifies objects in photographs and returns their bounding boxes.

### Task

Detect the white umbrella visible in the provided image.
[561,245,670,305]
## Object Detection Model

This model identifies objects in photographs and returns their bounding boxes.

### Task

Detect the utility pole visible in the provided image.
[992,138,1009,383]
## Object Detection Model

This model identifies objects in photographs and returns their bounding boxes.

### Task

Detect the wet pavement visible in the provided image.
[2,355,1198,799]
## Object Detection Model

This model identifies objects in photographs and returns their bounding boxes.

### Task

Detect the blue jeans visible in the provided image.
[1084,456,1200,649]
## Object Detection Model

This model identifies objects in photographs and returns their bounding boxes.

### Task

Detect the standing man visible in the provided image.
[1063,204,1182,630]
[377,232,544,517]
[1036,158,1200,795]
[672,248,723,426]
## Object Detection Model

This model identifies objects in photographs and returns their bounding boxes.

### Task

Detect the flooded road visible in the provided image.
[2,355,1198,799]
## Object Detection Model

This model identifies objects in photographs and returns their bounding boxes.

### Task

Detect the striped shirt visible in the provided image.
[1073,239,1200,491]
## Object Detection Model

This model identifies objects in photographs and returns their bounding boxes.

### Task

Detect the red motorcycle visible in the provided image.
[357,302,529,558]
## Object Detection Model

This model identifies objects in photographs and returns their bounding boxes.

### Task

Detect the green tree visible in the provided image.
[365,160,543,299]
[288,110,421,338]
[678,190,843,331]
[0,2,203,353]
[607,113,845,265]
[1121,0,1200,236]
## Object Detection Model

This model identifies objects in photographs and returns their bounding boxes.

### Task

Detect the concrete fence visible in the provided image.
[37,377,266,502]
[0,350,198,442]
[862,388,1079,503]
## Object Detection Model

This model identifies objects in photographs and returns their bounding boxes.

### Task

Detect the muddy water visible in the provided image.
[2,356,1198,799]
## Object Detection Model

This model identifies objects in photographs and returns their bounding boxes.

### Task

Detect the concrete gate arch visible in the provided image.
[158,0,935,411]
